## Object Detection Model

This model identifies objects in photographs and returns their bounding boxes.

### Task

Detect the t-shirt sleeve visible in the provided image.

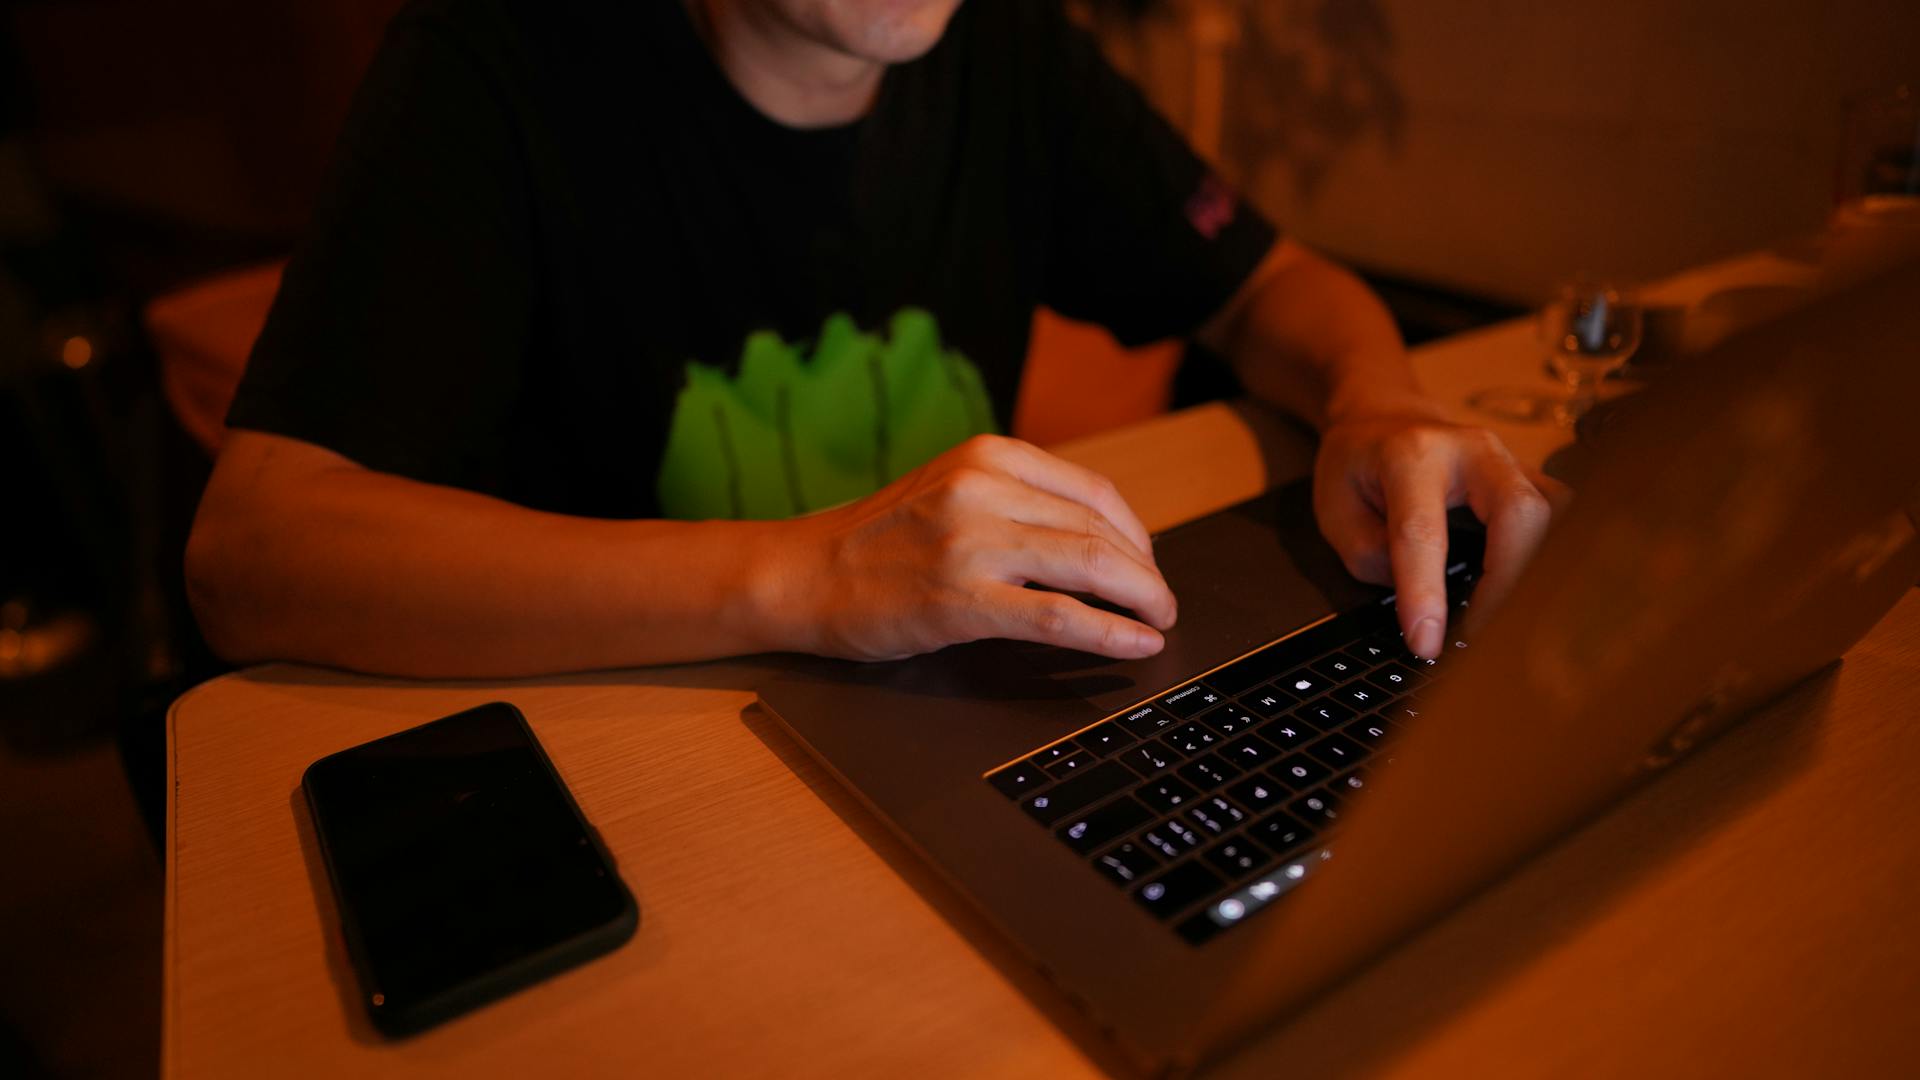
[225,6,533,491]
[1032,5,1278,348]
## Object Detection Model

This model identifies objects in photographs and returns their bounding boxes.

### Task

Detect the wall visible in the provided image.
[1100,0,1920,304]
[12,0,404,240]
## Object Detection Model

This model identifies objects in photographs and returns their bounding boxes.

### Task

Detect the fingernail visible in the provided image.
[1410,616,1443,659]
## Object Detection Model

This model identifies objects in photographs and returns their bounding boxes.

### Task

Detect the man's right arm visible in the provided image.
[186,430,1177,678]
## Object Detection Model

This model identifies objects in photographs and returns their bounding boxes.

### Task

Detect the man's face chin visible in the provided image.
[779,0,966,65]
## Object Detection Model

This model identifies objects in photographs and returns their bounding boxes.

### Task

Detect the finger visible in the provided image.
[976,437,1157,567]
[992,526,1179,630]
[1462,454,1557,631]
[979,583,1165,659]
[1524,466,1574,514]
[1313,479,1393,585]
[991,476,1174,603]
[1380,450,1455,659]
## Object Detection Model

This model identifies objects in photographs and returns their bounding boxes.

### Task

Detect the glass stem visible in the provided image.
[1557,377,1596,428]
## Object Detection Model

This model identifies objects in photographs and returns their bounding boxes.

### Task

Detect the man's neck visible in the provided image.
[691,0,885,129]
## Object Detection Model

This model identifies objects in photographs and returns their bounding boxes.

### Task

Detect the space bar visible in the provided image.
[1023,761,1134,825]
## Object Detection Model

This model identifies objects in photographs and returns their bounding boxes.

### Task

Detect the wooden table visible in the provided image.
[165,307,1920,1077]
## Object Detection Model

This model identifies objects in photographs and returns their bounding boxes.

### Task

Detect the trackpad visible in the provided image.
[1003,481,1382,714]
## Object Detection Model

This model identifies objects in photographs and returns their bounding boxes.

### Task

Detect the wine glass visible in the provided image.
[1539,280,1642,429]
[1834,85,1919,228]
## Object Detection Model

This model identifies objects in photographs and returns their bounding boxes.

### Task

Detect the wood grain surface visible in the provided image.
[167,319,1920,1077]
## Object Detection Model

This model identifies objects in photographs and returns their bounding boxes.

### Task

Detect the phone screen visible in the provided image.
[303,702,635,1035]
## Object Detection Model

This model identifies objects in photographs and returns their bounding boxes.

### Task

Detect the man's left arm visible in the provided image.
[1196,238,1567,659]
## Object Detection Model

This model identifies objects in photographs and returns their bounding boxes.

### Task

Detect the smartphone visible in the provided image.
[303,702,637,1036]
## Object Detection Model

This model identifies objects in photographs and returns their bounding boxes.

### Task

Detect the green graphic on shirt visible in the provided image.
[656,308,997,520]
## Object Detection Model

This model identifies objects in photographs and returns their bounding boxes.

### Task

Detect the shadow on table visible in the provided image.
[744,667,1835,1078]
[218,656,777,698]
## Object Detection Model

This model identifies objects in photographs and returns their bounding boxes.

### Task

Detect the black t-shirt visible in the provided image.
[228,0,1277,520]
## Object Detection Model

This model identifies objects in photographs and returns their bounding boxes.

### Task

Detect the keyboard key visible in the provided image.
[1202,833,1272,878]
[1334,684,1384,711]
[1341,646,1383,671]
[1077,721,1136,757]
[1137,775,1200,813]
[1020,761,1133,826]
[1159,682,1225,719]
[1185,796,1248,836]
[1332,768,1370,796]
[1288,788,1342,826]
[1310,654,1367,683]
[1345,715,1395,746]
[1366,663,1421,694]
[1028,740,1080,768]
[1057,796,1153,854]
[1272,754,1332,790]
[1183,845,1330,941]
[1378,634,1437,669]
[1249,811,1316,854]
[1260,718,1318,751]
[1176,753,1241,791]
[1243,685,1295,718]
[1043,749,1097,779]
[1120,742,1180,777]
[1134,860,1225,920]
[1296,698,1355,728]
[1366,627,1410,654]
[1304,732,1369,771]
[1276,669,1326,699]
[1165,722,1223,756]
[1353,640,1396,665]
[1092,841,1159,886]
[1154,736,1195,762]
[1218,733,1282,769]
[1226,775,1287,816]
[1382,700,1425,725]
[1139,816,1205,858]
[1200,703,1259,737]
[988,764,1044,799]
[1115,703,1180,741]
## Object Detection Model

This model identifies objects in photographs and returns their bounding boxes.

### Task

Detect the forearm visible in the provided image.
[1201,240,1442,429]
[1197,242,1563,656]
[187,435,793,678]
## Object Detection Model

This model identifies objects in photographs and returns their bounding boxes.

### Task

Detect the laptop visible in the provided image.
[757,253,1920,1075]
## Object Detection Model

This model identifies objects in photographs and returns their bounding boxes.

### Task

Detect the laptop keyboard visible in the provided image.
[984,563,1475,946]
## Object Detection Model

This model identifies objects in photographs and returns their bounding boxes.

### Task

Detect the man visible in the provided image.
[185,0,1559,678]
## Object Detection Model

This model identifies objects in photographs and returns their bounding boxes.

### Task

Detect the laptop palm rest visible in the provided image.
[1007,480,1416,714]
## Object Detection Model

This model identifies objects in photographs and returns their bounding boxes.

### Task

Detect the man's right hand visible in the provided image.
[768,435,1178,661]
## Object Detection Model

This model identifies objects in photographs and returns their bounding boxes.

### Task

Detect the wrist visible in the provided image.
[732,516,827,655]
[1320,361,1450,430]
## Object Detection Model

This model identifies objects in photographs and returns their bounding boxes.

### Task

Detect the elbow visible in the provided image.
[183,503,267,666]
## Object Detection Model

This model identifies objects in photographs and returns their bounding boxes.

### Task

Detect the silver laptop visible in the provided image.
[757,254,1920,1075]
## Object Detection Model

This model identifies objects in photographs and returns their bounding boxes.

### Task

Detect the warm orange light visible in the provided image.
[60,335,93,369]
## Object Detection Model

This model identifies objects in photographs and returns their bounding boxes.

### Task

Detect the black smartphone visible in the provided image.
[302,702,637,1037]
